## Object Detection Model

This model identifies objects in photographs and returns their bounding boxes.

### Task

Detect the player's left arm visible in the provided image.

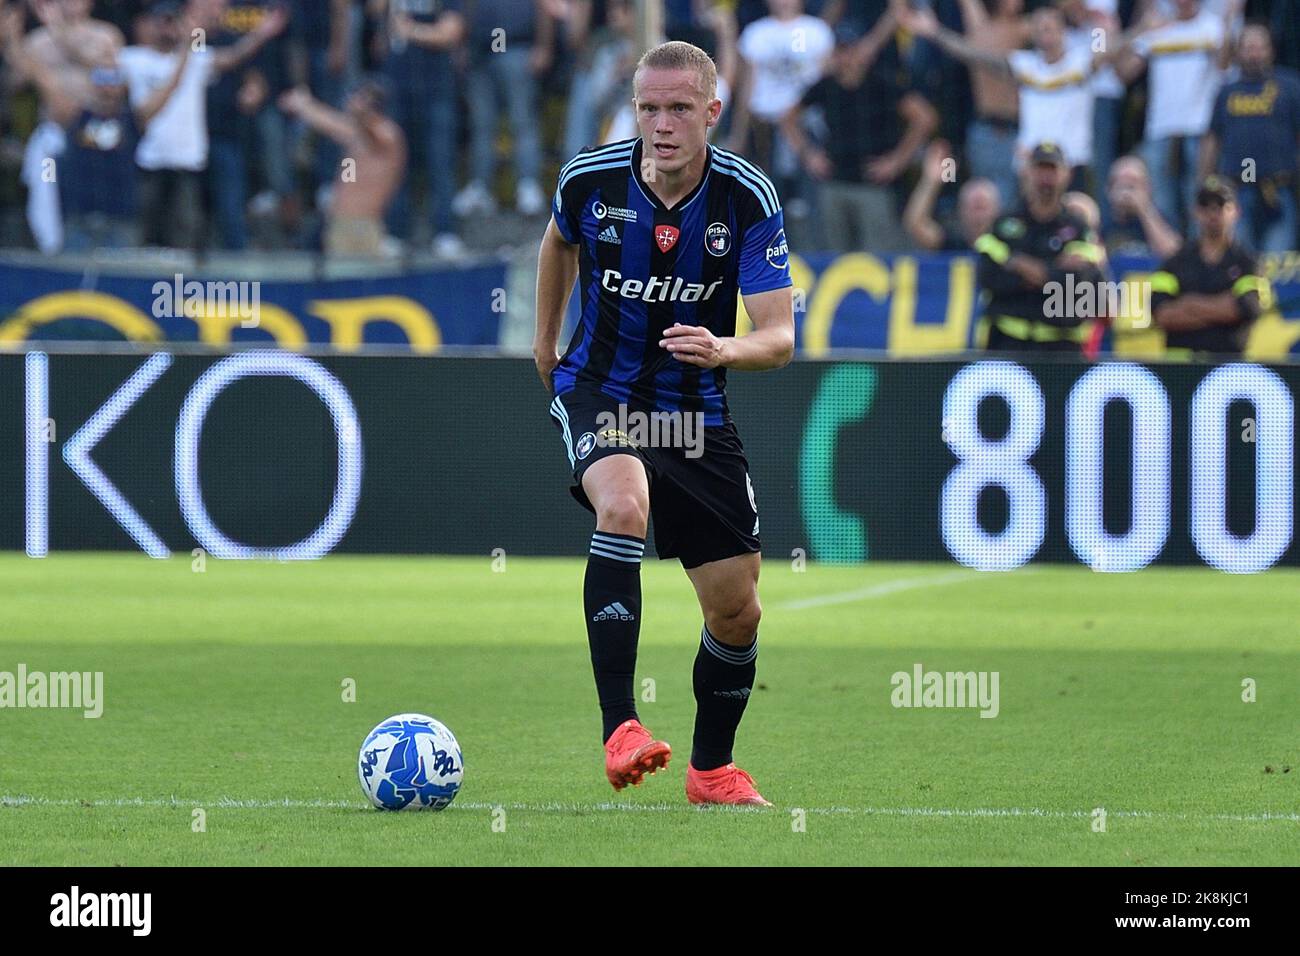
[659,288,794,371]
[661,202,795,371]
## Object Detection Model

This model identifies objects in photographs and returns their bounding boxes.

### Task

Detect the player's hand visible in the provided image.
[660,323,728,369]
[533,345,559,393]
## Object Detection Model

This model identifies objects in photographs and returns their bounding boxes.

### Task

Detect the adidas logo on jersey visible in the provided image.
[597,225,621,245]
[592,602,635,622]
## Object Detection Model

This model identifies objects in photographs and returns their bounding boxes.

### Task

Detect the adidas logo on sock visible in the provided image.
[597,225,621,245]
[713,687,752,700]
[592,602,635,622]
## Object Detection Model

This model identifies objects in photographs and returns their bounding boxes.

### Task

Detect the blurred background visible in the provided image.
[0,0,1296,355]
[0,5,1297,575]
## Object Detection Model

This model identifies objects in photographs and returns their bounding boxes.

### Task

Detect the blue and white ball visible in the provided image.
[358,713,463,811]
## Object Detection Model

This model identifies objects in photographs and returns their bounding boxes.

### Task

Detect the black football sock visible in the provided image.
[584,531,645,743]
[690,624,758,771]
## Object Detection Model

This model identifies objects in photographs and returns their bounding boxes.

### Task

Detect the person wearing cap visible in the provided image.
[1149,175,1273,358]
[971,141,1106,352]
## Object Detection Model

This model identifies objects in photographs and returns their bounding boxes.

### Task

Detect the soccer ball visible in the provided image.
[357,713,464,811]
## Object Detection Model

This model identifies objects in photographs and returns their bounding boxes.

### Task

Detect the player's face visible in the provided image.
[634,68,721,176]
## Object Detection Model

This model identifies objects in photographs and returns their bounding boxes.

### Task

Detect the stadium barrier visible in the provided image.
[4,251,1300,356]
[3,351,1295,571]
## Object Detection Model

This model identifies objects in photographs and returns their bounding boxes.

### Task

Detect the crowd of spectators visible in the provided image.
[0,0,1294,261]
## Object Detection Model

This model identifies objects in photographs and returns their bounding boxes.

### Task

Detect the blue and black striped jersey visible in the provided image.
[551,137,792,426]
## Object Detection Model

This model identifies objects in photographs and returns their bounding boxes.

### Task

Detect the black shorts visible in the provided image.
[548,388,761,569]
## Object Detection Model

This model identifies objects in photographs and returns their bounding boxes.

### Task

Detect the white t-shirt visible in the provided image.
[1132,13,1224,139]
[1066,25,1123,100]
[1156,0,1240,25]
[737,14,834,123]
[1009,47,1095,166]
[119,45,214,171]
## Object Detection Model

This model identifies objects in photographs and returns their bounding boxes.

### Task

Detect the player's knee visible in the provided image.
[707,595,761,645]
[595,493,648,537]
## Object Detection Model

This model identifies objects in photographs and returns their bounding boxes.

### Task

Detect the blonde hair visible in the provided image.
[633,41,718,101]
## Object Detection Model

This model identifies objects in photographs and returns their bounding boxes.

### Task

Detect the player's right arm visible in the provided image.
[534,218,578,394]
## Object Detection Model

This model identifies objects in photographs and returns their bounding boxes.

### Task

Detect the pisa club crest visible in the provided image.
[655,225,681,253]
[705,222,731,257]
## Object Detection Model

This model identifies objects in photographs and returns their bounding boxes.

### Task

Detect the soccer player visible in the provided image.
[534,41,795,807]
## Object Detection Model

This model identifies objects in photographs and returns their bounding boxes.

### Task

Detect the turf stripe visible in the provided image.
[3,795,1296,824]
[778,570,993,611]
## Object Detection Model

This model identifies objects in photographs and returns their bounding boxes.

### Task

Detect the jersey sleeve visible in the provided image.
[738,208,793,296]
[551,179,580,244]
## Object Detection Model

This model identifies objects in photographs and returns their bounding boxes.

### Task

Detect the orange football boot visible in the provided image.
[604,719,671,791]
[685,762,772,806]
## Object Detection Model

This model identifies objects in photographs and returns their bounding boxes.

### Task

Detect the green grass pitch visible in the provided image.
[1,553,1297,866]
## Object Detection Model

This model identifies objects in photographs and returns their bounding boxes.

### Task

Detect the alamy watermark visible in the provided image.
[0,664,103,718]
[890,663,999,718]
[152,273,261,328]
[1044,275,1151,323]
[575,403,706,460]
[50,886,150,935]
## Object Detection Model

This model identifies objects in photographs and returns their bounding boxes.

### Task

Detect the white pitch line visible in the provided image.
[2,795,1295,824]
[778,569,988,611]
